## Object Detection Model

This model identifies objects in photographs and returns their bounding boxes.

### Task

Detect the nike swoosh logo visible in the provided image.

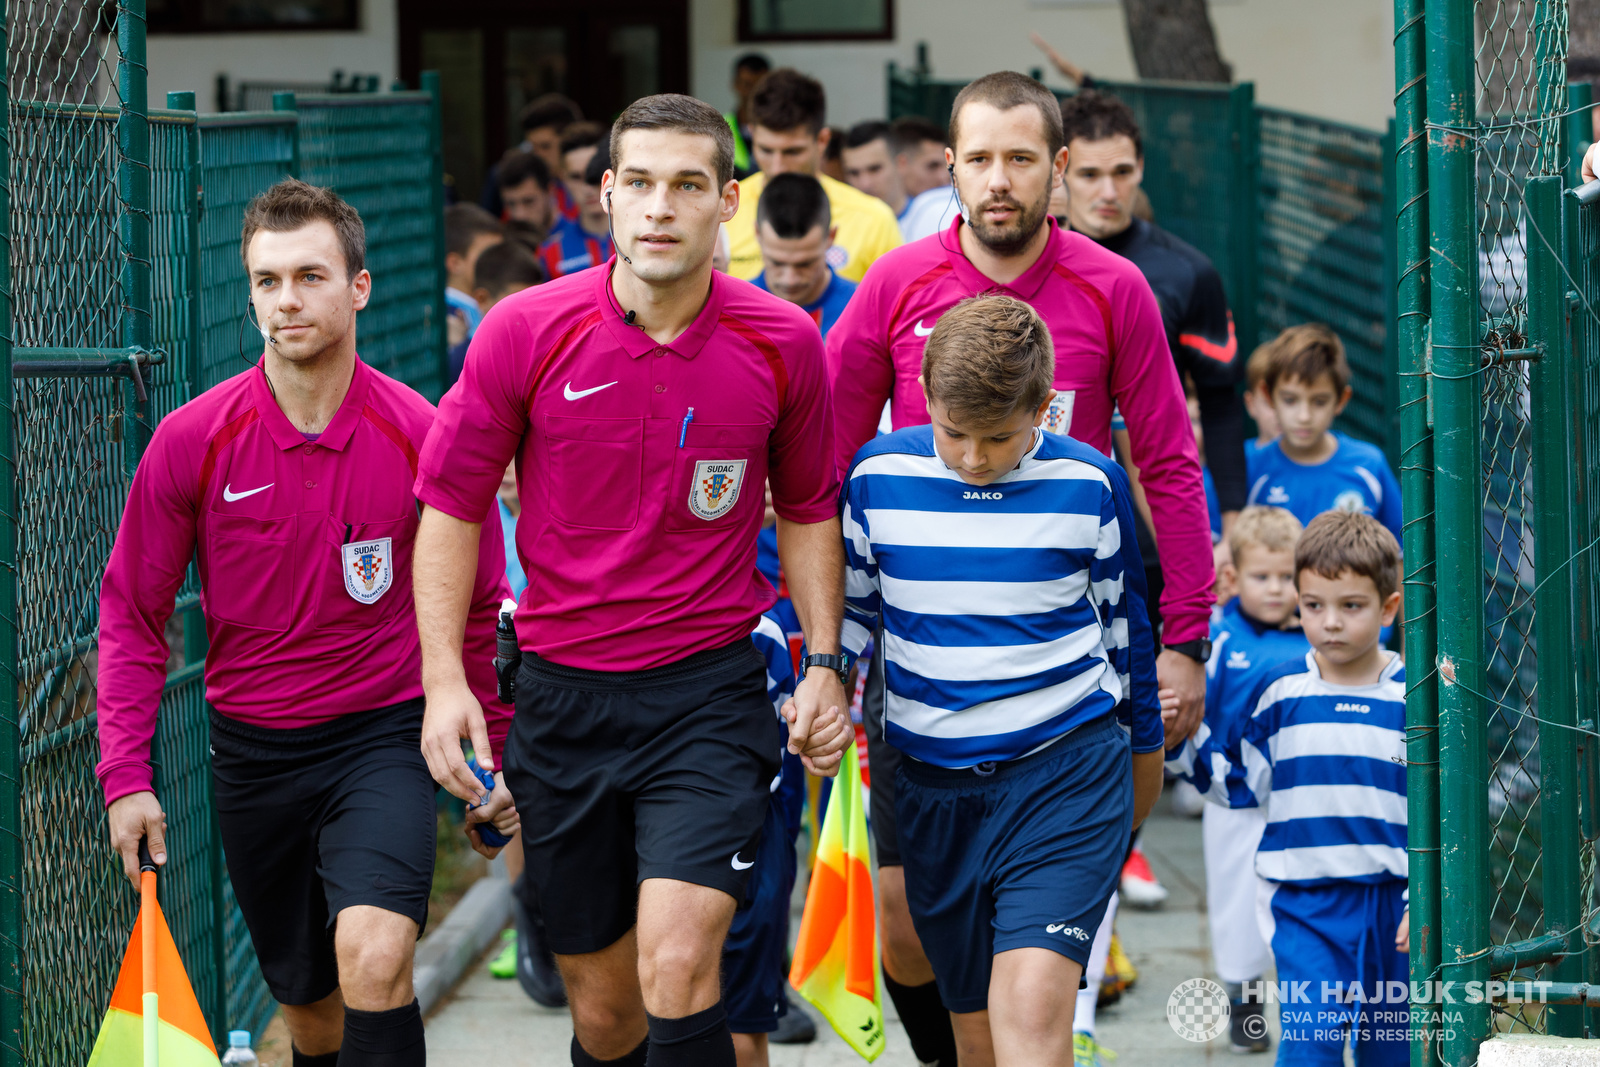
[222,483,273,502]
[731,853,755,871]
[564,380,618,401]
[1046,923,1066,933]
[913,319,935,337]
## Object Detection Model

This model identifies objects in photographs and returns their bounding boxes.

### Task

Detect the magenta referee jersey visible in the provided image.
[826,216,1214,643]
[417,263,839,672]
[96,357,511,806]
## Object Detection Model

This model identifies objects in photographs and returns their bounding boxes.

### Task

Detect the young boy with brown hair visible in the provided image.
[1243,338,1282,454]
[1169,509,1408,1066]
[1245,324,1402,549]
[839,293,1163,1065]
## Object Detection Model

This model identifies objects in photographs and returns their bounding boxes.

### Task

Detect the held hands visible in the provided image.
[464,777,520,859]
[1158,687,1182,735]
[422,676,496,804]
[1396,907,1411,954]
[1157,648,1206,747]
[107,790,166,887]
[782,667,852,777]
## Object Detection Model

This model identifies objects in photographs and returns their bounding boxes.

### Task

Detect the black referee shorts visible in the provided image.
[862,628,904,867]
[502,636,782,956]
[209,699,436,1005]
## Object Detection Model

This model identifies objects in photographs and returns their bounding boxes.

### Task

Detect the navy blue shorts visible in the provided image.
[897,715,1132,1014]
[722,769,801,1033]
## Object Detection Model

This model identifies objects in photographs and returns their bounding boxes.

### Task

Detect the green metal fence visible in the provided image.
[0,3,448,1060]
[888,67,1394,462]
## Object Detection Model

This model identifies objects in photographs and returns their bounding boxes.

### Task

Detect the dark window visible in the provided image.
[150,0,358,33]
[738,0,892,42]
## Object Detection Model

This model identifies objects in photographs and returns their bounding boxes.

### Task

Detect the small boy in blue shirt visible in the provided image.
[1170,510,1408,1066]
[1245,324,1401,548]
[840,293,1163,1062]
[1204,505,1310,1054]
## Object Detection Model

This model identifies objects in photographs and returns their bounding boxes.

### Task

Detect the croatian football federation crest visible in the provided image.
[341,536,393,604]
[1334,489,1369,514]
[689,459,747,521]
[1042,391,1076,436]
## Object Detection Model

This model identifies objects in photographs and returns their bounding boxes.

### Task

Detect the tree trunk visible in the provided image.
[1119,0,1233,83]
[8,0,113,105]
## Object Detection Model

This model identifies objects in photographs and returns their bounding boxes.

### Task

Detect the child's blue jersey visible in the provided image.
[1169,650,1406,886]
[1246,433,1402,546]
[840,425,1161,768]
[1205,598,1311,751]
[750,269,857,340]
[751,612,796,714]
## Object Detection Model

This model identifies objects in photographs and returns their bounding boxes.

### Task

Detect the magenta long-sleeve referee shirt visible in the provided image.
[416,264,839,672]
[96,357,511,806]
[825,216,1214,644]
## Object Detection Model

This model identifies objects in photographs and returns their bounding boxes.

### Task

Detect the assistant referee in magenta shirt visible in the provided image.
[412,95,853,1067]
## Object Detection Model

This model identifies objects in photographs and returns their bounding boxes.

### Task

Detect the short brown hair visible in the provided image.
[240,178,365,279]
[1059,90,1142,156]
[949,71,1064,159]
[1259,323,1350,395]
[558,121,607,158]
[1245,337,1279,390]
[1228,506,1303,566]
[921,294,1055,426]
[1295,510,1401,600]
[750,68,827,133]
[610,93,736,190]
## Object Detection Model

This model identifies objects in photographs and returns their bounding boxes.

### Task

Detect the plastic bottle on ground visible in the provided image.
[221,1030,258,1066]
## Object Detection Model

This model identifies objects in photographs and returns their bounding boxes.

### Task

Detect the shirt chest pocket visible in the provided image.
[203,512,299,631]
[544,416,643,531]
[665,422,769,533]
[314,512,416,630]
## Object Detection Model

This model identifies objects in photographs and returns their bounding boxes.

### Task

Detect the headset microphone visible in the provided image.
[603,191,632,265]
[624,310,636,325]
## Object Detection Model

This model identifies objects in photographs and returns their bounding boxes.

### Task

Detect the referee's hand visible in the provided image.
[783,669,852,777]
[465,778,519,859]
[422,677,494,805]
[108,790,167,887]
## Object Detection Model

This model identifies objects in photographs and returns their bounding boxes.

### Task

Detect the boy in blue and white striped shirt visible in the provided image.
[839,294,1164,1061]
[1168,509,1408,1066]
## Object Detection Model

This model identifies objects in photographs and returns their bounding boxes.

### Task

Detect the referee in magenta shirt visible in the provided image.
[97,180,513,1067]
[413,95,852,1067]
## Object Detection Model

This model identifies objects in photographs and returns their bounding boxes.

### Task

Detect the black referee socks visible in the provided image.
[644,1002,735,1067]
[292,1050,339,1067]
[339,1000,425,1066]
[883,973,958,1067]
[570,1035,648,1066]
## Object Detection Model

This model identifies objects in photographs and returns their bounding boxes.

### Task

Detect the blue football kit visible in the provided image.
[1246,433,1402,547]
[751,269,857,340]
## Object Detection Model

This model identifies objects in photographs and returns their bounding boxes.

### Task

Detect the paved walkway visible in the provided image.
[425,793,1280,1065]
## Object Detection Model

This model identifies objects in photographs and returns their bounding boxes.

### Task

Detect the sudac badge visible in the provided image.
[1042,391,1075,436]
[342,536,393,604]
[689,459,747,521]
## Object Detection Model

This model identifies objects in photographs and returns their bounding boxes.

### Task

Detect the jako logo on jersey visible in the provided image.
[913,319,937,337]
[1043,391,1076,436]
[341,537,393,605]
[964,491,1003,500]
[1046,923,1090,940]
[1335,702,1371,713]
[1266,485,1290,505]
[1333,489,1369,514]
[689,459,747,520]
[1227,649,1251,669]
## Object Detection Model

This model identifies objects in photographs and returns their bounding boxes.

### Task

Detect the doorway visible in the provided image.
[400,0,689,204]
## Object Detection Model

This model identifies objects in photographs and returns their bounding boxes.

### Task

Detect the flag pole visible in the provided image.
[139,839,159,1067]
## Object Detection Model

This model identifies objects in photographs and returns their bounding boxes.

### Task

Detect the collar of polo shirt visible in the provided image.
[596,266,729,360]
[944,214,1064,301]
[250,354,370,452]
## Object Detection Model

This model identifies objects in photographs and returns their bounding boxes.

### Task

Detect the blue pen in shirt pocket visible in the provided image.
[678,407,695,448]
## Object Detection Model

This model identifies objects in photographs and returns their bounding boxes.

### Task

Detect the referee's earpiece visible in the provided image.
[603,188,633,266]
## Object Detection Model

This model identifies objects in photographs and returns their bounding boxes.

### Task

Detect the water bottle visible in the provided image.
[494,598,520,705]
[465,755,512,848]
[221,1031,258,1066]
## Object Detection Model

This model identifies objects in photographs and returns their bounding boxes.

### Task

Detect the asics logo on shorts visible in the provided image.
[1046,923,1090,940]
[731,852,755,871]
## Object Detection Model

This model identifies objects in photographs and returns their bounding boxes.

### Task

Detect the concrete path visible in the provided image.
[425,793,1281,1065]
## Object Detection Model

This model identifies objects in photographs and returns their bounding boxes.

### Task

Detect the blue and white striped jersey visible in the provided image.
[1169,649,1406,886]
[840,425,1161,768]
[752,612,796,715]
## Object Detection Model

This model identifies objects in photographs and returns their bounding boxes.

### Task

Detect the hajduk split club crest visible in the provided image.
[689,459,747,521]
[342,536,393,604]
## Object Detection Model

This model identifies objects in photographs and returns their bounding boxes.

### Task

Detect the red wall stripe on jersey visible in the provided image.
[885,261,954,340]
[1050,263,1114,352]
[197,409,260,501]
[362,405,420,479]
[1179,311,1238,363]
[719,313,789,412]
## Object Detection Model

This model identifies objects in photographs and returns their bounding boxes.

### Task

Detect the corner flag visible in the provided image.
[788,740,885,1060]
[87,850,220,1067]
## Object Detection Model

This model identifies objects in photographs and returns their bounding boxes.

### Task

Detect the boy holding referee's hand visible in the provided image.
[838,294,1164,1066]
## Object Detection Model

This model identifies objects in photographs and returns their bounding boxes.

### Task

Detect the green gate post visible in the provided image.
[1570,82,1595,189]
[0,5,20,1064]
[1524,175,1585,1036]
[1394,0,1438,1062]
[273,92,300,179]
[422,70,448,392]
[118,0,153,477]
[1227,81,1259,354]
[1424,0,1491,1060]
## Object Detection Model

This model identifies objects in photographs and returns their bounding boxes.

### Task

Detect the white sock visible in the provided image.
[1074,892,1119,1036]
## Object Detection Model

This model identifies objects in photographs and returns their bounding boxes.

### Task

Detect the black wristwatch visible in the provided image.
[1164,638,1212,664]
[801,653,849,686]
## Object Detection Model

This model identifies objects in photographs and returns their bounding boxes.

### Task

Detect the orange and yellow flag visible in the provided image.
[789,740,885,1060]
[87,873,221,1067]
